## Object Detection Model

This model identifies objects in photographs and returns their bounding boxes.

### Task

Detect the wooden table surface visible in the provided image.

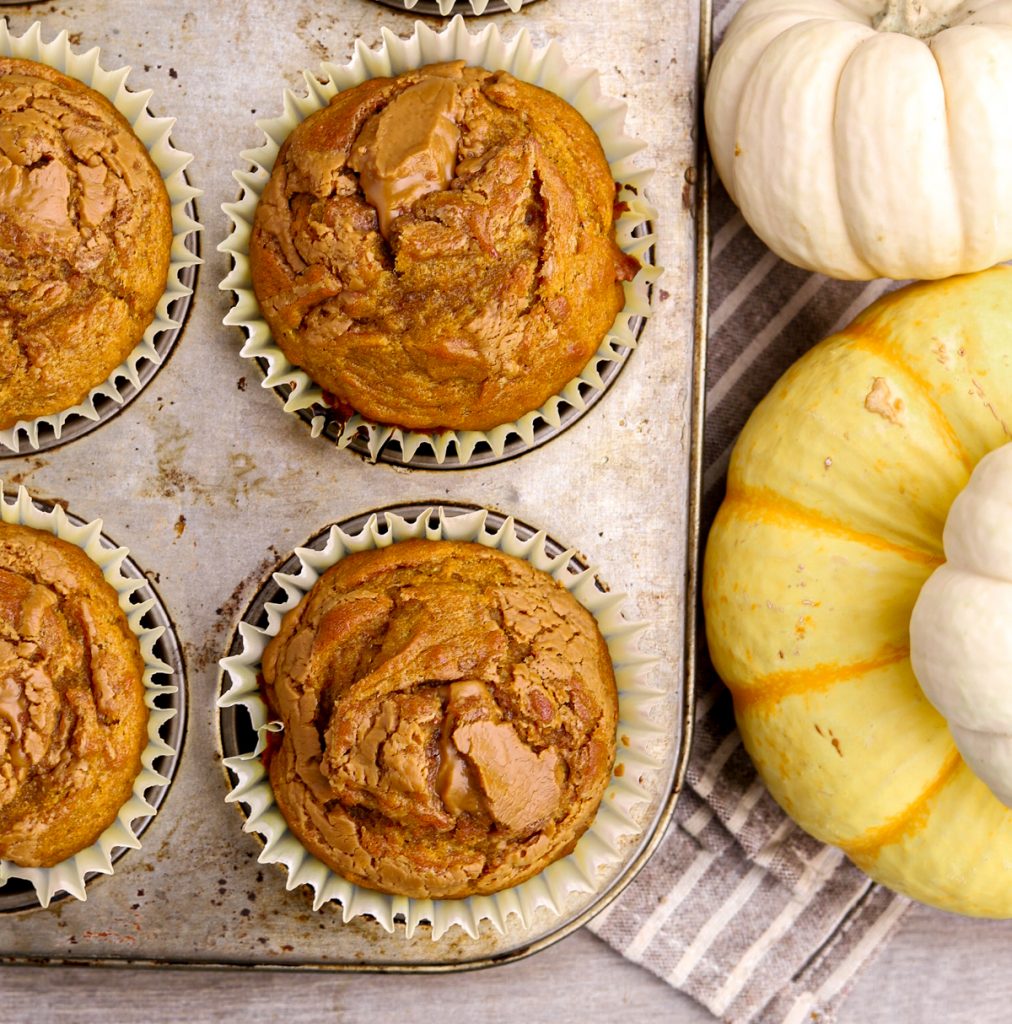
[3,903,1010,1022]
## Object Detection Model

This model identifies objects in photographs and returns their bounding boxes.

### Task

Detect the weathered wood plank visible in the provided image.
[2,909,1011,1024]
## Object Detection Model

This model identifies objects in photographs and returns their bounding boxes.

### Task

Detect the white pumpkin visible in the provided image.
[704,0,1012,280]
[911,442,1012,808]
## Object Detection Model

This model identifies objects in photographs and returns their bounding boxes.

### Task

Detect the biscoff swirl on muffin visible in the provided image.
[0,522,147,868]
[0,58,172,430]
[250,61,639,433]
[260,539,618,899]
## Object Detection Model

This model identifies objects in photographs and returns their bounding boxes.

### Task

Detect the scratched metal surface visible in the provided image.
[0,0,699,968]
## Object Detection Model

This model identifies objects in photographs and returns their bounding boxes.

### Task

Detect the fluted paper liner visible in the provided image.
[385,0,528,16]
[0,484,178,907]
[218,507,664,940]
[220,16,659,465]
[0,22,201,454]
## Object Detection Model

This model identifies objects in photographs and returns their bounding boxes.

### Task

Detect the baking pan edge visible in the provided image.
[0,0,710,974]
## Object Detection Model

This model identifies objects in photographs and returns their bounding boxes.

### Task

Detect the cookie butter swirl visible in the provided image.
[349,75,461,237]
[0,58,172,430]
[251,62,639,433]
[261,540,618,899]
[0,522,146,868]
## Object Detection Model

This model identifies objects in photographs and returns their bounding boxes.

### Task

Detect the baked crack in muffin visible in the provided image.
[0,58,172,430]
[261,539,619,899]
[250,62,639,433]
[0,522,147,867]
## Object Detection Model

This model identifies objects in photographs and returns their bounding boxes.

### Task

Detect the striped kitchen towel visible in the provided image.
[588,2,912,1011]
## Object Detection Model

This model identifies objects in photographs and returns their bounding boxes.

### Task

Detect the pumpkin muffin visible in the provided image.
[260,539,618,899]
[0,58,172,430]
[0,522,147,867]
[250,61,639,433]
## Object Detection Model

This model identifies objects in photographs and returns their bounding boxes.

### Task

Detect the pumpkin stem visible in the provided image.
[873,0,962,37]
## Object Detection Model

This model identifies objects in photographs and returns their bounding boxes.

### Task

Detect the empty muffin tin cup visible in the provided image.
[0,22,201,455]
[0,484,180,908]
[220,15,659,468]
[217,504,666,940]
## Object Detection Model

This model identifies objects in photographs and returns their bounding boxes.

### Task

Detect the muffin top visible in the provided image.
[261,539,618,899]
[0,521,147,868]
[250,62,639,433]
[0,58,172,431]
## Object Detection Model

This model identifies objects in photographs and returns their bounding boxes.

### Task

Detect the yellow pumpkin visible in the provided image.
[703,266,1012,917]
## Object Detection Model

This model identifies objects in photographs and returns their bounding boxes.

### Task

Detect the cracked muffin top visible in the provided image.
[0,521,147,868]
[260,539,618,899]
[250,62,639,433]
[0,58,172,431]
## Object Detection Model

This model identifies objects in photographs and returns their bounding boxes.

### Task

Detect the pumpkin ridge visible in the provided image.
[925,29,966,268]
[843,323,976,476]
[831,31,878,273]
[841,745,962,865]
[722,483,945,566]
[727,643,911,709]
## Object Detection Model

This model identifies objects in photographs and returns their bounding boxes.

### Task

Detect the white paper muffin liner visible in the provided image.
[0,483,178,907]
[0,22,202,454]
[383,0,528,16]
[218,507,664,940]
[220,16,659,466]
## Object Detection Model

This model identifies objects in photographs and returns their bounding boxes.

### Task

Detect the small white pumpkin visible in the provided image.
[911,442,1012,808]
[704,0,1012,280]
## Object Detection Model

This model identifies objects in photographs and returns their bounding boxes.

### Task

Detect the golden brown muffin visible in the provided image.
[0,58,173,430]
[0,522,147,867]
[250,62,639,433]
[261,539,618,899]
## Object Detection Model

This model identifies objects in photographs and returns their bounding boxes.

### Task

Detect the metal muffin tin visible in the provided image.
[369,0,540,16]
[0,0,705,973]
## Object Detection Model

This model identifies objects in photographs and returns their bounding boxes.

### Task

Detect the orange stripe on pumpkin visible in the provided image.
[842,746,962,865]
[844,323,976,476]
[728,644,910,710]
[721,485,944,567]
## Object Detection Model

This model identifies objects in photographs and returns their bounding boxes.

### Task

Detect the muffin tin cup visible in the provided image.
[0,22,202,456]
[217,504,665,941]
[369,0,537,17]
[220,15,660,468]
[0,484,180,908]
